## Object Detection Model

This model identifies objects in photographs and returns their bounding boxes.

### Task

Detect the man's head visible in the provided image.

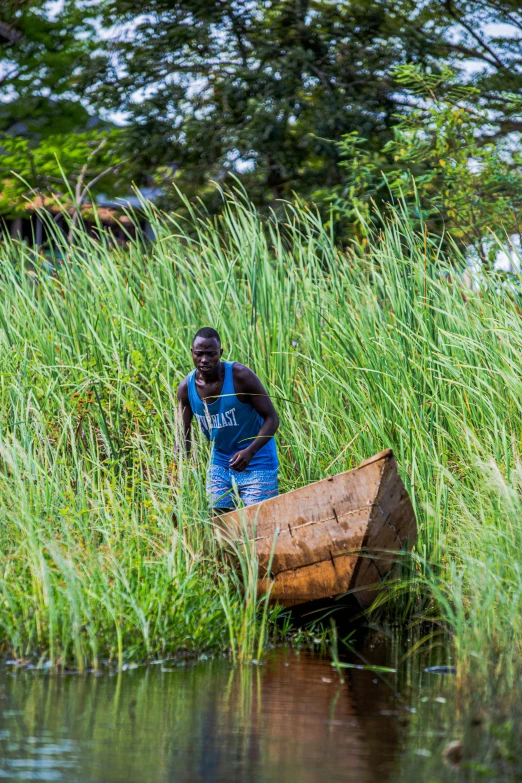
[191,327,223,376]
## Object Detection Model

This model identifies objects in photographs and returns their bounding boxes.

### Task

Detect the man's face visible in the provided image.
[191,337,223,376]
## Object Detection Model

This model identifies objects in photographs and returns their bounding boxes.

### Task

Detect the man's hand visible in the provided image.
[229,448,253,472]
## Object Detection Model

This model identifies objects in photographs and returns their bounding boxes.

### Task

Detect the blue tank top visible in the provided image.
[187,361,278,471]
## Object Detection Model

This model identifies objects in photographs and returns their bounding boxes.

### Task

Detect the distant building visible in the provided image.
[3,192,158,247]
[0,93,160,247]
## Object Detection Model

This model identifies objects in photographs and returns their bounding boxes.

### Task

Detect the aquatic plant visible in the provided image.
[1,193,522,688]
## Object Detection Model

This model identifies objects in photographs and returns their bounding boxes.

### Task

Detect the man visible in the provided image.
[177,327,280,512]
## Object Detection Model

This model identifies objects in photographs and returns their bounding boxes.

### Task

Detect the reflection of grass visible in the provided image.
[396,670,522,781]
[2,194,522,687]
[217,509,283,663]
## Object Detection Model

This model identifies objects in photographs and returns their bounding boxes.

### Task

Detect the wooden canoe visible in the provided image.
[216,449,417,609]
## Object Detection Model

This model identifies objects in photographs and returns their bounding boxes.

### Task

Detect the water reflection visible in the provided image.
[0,645,404,783]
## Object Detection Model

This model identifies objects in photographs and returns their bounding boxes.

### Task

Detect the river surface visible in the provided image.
[0,630,458,783]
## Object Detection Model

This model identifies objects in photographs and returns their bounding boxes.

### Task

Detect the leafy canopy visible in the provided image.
[73,0,522,208]
[1,0,522,216]
[330,65,522,259]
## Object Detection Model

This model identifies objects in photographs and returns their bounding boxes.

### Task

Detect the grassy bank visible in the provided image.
[1,194,522,684]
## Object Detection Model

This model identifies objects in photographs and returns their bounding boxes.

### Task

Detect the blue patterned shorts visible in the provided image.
[207,465,279,509]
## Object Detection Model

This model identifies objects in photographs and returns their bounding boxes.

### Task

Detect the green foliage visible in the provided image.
[80,0,411,204]
[0,1,93,105]
[3,2,522,214]
[0,128,132,217]
[392,65,522,256]
[0,3,138,219]
[2,0,518,212]
[1,195,522,684]
[331,66,522,257]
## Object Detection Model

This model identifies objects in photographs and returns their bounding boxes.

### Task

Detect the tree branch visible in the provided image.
[471,0,522,35]
[75,137,108,204]
[78,159,129,205]
[443,0,509,71]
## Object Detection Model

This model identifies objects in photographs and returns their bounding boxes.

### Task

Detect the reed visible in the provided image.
[1,192,521,686]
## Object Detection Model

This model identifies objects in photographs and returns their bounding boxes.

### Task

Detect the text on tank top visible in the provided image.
[186,361,278,471]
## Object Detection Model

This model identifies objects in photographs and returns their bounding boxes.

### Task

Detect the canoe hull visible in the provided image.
[217,449,417,609]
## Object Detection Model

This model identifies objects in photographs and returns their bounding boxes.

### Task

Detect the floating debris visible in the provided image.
[332,662,397,673]
[443,740,462,768]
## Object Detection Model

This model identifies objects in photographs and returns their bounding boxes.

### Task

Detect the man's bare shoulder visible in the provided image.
[232,362,265,392]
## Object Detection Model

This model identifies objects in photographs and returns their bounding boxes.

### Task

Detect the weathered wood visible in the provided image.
[217,449,417,609]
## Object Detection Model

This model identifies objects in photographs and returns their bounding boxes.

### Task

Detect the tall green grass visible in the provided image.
[1,193,522,686]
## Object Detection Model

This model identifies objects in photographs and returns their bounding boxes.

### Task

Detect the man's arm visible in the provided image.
[176,378,193,455]
[229,364,279,472]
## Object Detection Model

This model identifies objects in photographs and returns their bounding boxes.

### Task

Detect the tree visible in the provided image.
[2,1,522,213]
[67,0,445,208]
[330,65,522,260]
[0,1,93,134]
[0,5,141,235]
[418,0,522,138]
[72,0,522,209]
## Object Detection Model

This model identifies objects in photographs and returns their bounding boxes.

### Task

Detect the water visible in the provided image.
[0,633,459,783]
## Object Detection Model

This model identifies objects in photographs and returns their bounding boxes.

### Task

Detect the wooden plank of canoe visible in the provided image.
[350,458,416,608]
[260,550,383,606]
[260,485,407,607]
[373,459,416,545]
[217,449,417,608]
[254,508,370,575]
[219,458,385,570]
[222,458,384,540]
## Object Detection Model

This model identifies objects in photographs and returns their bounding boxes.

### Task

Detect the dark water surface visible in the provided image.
[0,634,455,783]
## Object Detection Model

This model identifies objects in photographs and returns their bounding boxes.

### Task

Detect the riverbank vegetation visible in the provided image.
[1,196,522,695]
